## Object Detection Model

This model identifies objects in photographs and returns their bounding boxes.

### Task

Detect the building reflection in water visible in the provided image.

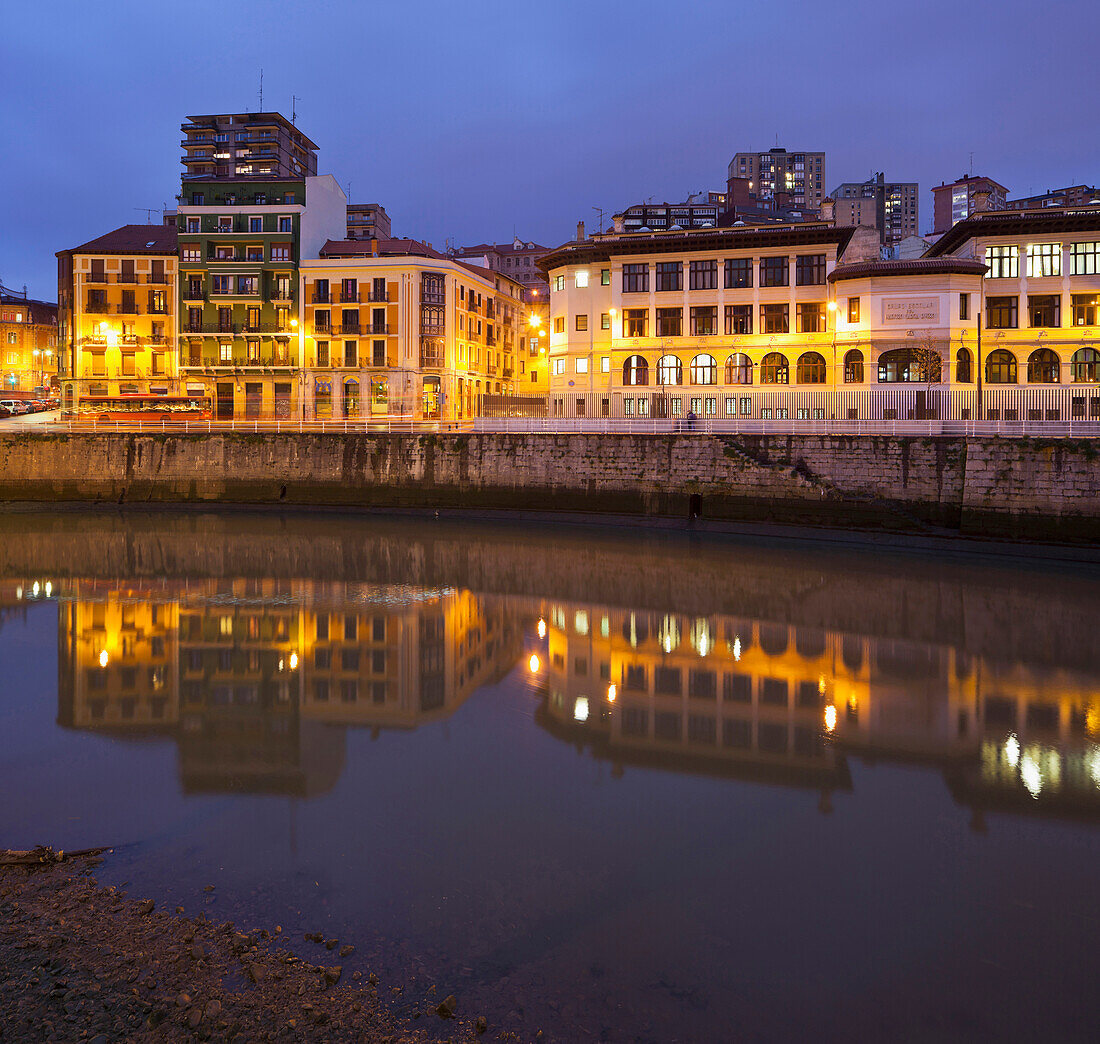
[56,579,522,797]
[531,600,1100,823]
[54,576,1100,821]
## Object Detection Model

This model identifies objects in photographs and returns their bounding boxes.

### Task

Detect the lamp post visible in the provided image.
[827,299,838,421]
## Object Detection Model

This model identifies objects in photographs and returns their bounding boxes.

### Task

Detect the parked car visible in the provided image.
[0,400,21,417]
[0,403,11,418]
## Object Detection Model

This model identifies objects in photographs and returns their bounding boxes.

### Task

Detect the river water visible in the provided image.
[1,508,1099,1042]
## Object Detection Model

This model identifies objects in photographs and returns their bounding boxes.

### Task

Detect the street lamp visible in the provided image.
[827,299,838,415]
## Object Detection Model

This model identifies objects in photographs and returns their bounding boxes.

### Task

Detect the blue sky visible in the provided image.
[3,0,1097,299]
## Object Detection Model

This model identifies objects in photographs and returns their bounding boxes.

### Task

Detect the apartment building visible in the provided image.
[931,175,1008,234]
[727,148,825,214]
[300,238,530,421]
[56,225,178,411]
[830,173,919,247]
[176,112,346,419]
[1006,184,1100,211]
[613,200,723,233]
[180,112,318,182]
[346,203,392,240]
[0,284,58,395]
[452,237,549,297]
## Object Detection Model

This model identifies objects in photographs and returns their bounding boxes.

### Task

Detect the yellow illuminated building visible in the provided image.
[56,224,178,412]
[0,286,57,395]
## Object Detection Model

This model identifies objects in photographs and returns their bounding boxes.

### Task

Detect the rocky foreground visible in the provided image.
[0,852,511,1043]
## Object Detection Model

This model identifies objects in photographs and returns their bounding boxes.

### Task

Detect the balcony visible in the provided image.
[503,365,514,378]
[145,275,170,284]
[419,344,445,368]
[115,273,138,284]
[270,289,294,302]
[486,334,497,347]
[336,290,360,303]
[311,292,330,304]
[420,322,445,336]
[313,322,331,335]
[365,289,389,303]
[208,254,239,263]
[182,323,239,335]
[115,303,141,315]
[369,324,391,335]
[420,291,445,306]
[85,273,110,284]
[85,301,110,314]
[486,361,498,375]
[182,290,206,302]
[338,322,360,335]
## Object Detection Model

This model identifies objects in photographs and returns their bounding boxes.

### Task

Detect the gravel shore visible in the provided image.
[0,855,506,1043]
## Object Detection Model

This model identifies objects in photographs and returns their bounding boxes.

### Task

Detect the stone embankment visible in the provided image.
[0,432,1097,540]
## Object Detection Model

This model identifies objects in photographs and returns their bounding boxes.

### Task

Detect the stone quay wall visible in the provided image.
[0,432,1097,540]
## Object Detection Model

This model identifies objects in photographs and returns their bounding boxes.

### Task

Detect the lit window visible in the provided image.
[574,270,588,288]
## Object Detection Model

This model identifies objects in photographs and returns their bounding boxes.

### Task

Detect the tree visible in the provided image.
[909,336,943,419]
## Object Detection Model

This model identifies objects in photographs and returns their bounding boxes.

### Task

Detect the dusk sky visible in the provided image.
[4,0,1098,300]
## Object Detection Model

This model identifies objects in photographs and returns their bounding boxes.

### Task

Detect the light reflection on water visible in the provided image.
[2,510,1100,1041]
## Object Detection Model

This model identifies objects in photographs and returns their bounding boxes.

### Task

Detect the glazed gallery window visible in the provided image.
[795,254,826,285]
[689,353,717,385]
[690,306,717,336]
[656,308,682,336]
[985,245,1019,279]
[759,352,789,384]
[759,256,789,287]
[844,349,864,383]
[1028,295,1061,328]
[1070,242,1100,275]
[623,308,648,336]
[796,303,826,333]
[689,260,717,290]
[986,296,1018,329]
[724,258,752,288]
[1026,243,1061,278]
[622,264,648,293]
[655,262,682,292]
[724,305,752,334]
[760,303,789,334]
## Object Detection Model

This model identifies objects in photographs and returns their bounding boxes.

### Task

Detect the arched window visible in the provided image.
[1027,348,1060,383]
[690,353,717,385]
[623,355,648,386]
[343,378,361,417]
[760,352,789,385]
[878,348,914,383]
[985,349,1017,384]
[796,351,827,384]
[1072,348,1100,383]
[956,347,972,383]
[844,349,864,383]
[724,353,753,384]
[657,354,682,386]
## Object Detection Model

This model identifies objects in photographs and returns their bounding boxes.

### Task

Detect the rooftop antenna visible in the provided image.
[291,95,299,124]
[969,151,974,176]
[133,207,158,222]
[592,205,605,232]
[259,68,263,111]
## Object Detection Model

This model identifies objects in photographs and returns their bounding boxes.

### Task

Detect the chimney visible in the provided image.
[820,198,835,224]
[612,214,625,234]
[576,220,585,241]
[370,237,378,257]
[972,189,992,213]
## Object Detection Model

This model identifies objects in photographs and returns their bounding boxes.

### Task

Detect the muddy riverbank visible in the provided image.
[0,853,507,1043]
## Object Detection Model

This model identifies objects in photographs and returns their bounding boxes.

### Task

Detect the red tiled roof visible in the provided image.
[320,237,444,259]
[828,258,989,282]
[60,224,177,256]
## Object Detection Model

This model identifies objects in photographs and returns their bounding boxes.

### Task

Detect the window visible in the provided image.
[986,296,1018,329]
[270,244,290,261]
[796,303,826,333]
[796,352,827,384]
[212,274,231,295]
[760,303,789,334]
[985,350,1017,384]
[601,312,611,330]
[219,342,232,363]
[181,246,201,262]
[985,245,1019,278]
[574,270,588,288]
[959,293,970,320]
[575,357,589,374]
[278,216,292,232]
[657,355,682,385]
[1070,242,1100,275]
[623,355,648,385]
[724,257,752,288]
[690,354,717,385]
[1026,243,1061,278]
[1028,295,1061,328]
[623,308,648,336]
[724,353,752,384]
[344,341,357,367]
[724,304,752,335]
[1072,294,1099,326]
[249,216,262,232]
[1027,348,1060,383]
[553,316,565,333]
[689,260,717,290]
[601,268,610,285]
[760,352,789,384]
[795,254,826,285]
[655,262,682,292]
[575,314,588,331]
[1072,348,1100,382]
[847,297,860,323]
[656,308,682,336]
[553,274,565,291]
[956,347,973,383]
[317,341,329,366]
[622,263,648,293]
[553,358,566,376]
[237,275,257,295]
[844,349,864,383]
[760,256,789,287]
[690,306,717,335]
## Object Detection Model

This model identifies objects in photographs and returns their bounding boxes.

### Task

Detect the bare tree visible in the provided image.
[909,335,943,419]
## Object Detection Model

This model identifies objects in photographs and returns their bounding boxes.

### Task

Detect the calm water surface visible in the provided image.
[1,509,1099,1042]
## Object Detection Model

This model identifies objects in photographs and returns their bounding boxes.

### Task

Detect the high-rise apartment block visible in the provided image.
[346,203,392,240]
[830,173,919,247]
[932,175,1008,234]
[727,148,825,214]
[180,112,318,181]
